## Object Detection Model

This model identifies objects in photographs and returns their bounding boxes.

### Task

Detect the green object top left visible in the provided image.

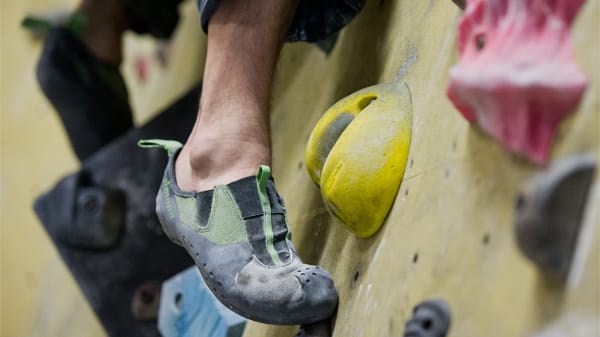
[21,12,86,38]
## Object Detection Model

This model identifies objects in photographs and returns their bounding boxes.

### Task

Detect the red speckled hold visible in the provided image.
[447,0,588,164]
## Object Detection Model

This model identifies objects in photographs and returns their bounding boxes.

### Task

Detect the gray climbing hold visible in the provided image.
[515,154,596,281]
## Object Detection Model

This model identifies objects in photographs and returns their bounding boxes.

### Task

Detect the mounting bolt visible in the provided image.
[404,299,451,337]
[132,282,161,321]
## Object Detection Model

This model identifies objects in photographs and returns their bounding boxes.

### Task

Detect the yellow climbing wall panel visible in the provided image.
[251,0,600,336]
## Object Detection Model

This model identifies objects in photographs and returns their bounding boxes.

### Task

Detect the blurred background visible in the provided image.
[1,1,206,336]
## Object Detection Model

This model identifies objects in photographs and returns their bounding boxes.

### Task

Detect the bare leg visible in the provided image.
[77,0,127,65]
[175,0,299,192]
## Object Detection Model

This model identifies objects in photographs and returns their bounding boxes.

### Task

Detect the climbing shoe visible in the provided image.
[138,139,339,325]
[31,0,183,161]
[36,24,133,161]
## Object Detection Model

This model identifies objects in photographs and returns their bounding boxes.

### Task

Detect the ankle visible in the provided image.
[175,134,271,192]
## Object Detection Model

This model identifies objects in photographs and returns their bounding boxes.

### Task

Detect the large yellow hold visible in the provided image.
[305,82,412,238]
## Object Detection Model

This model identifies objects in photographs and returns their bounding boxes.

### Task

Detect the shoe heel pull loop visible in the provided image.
[137,139,183,156]
[257,165,271,190]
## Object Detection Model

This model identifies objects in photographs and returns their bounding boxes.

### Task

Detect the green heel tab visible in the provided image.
[256,165,271,191]
[138,139,183,156]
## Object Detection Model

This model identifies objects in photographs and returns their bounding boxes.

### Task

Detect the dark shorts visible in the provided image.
[197,0,365,42]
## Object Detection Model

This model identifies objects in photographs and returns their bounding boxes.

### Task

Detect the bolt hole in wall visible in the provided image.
[515,193,526,211]
[412,253,419,264]
[482,233,491,245]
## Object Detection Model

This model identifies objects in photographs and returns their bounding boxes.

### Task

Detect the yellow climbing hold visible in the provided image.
[305,82,412,238]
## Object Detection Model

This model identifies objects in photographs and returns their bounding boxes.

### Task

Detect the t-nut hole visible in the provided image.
[515,193,526,211]
[482,233,491,245]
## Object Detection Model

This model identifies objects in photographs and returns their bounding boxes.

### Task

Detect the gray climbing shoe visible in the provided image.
[138,139,339,325]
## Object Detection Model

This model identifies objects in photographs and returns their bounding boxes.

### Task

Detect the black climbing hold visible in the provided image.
[31,85,199,337]
[404,299,451,337]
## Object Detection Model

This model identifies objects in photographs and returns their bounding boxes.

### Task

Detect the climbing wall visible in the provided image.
[246,0,600,336]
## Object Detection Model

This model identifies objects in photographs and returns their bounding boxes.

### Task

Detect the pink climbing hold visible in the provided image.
[447,0,588,164]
